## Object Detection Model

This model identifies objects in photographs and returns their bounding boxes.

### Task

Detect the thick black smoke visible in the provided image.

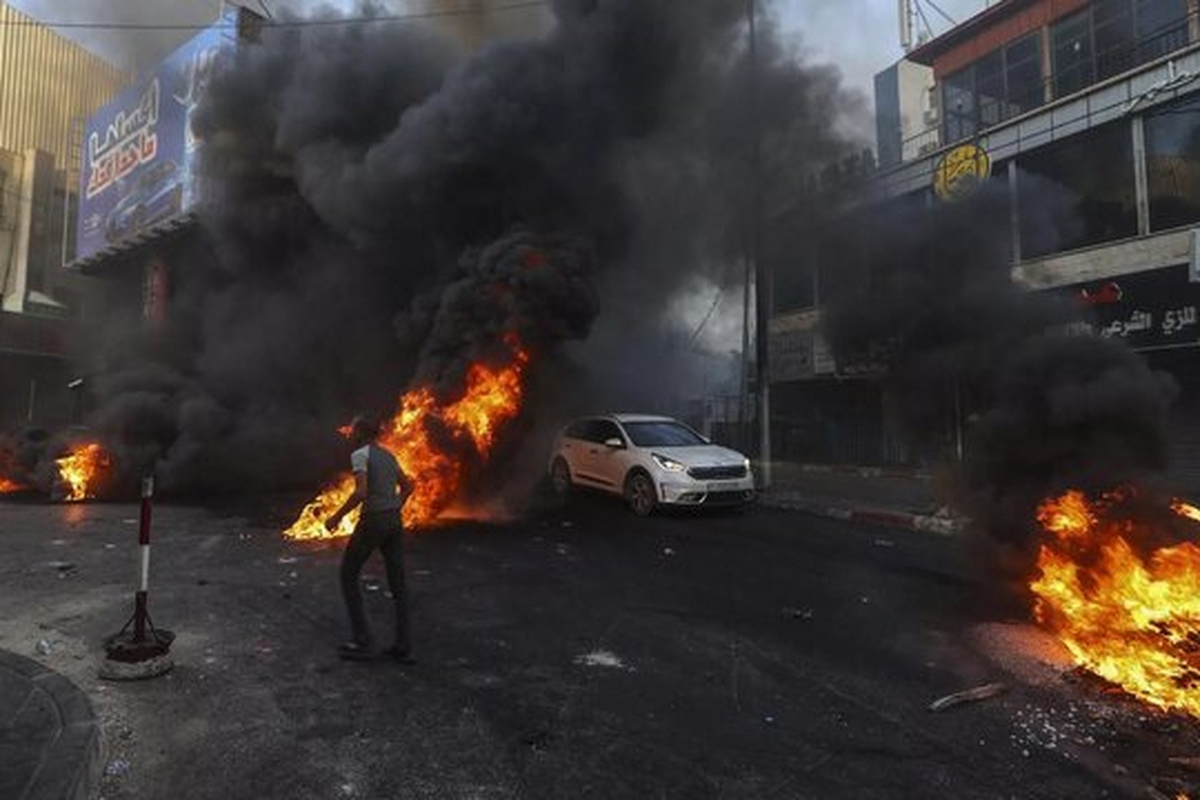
[60,0,861,498]
[821,185,1177,565]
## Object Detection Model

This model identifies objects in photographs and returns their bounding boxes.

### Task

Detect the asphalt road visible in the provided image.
[0,491,1184,799]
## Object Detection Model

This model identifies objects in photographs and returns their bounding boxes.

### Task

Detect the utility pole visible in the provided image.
[748,0,772,488]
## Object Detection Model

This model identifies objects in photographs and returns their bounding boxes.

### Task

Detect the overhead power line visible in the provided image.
[922,0,957,27]
[0,0,549,32]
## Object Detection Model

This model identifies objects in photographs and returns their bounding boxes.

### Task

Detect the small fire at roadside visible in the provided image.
[55,443,110,502]
[285,340,529,540]
[0,476,26,494]
[1031,489,1200,718]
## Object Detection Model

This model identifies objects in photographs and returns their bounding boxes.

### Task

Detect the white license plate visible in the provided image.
[707,482,738,492]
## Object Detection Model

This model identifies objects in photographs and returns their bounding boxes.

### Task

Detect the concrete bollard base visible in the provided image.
[99,629,175,681]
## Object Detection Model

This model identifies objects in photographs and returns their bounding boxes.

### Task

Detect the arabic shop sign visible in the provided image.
[76,8,236,262]
[1073,265,1200,350]
[933,143,991,203]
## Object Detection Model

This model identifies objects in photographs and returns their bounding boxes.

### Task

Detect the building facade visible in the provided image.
[0,1,128,430]
[770,0,1200,485]
[427,0,554,49]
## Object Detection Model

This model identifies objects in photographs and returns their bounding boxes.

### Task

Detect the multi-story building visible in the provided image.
[428,0,554,48]
[0,1,128,429]
[770,0,1200,481]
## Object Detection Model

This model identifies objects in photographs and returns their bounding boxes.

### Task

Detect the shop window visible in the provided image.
[941,34,1044,145]
[1144,94,1200,232]
[1017,122,1136,259]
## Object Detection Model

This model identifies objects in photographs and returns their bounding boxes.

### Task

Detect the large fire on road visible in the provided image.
[1032,490,1200,718]
[285,340,529,540]
[55,442,110,502]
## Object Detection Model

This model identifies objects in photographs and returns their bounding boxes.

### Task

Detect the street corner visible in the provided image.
[0,648,101,800]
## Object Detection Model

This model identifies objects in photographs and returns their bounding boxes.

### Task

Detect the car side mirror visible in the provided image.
[604,437,624,449]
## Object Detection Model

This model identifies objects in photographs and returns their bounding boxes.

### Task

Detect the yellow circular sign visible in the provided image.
[933,143,992,202]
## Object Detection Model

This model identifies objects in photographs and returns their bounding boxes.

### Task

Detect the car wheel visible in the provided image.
[625,471,656,517]
[550,457,573,499]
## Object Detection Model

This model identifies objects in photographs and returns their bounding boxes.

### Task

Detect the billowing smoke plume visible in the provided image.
[822,186,1177,564]
[58,0,861,497]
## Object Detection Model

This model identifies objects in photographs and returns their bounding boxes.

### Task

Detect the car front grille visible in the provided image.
[704,490,753,505]
[688,465,747,480]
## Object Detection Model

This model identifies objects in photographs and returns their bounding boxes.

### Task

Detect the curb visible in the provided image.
[782,463,934,481]
[760,494,963,536]
[0,650,101,800]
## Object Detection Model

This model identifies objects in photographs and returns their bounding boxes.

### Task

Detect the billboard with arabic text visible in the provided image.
[76,9,237,261]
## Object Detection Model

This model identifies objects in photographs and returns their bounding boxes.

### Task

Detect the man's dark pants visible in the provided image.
[340,509,410,653]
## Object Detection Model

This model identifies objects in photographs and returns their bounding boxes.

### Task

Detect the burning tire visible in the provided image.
[550,457,573,499]
[625,470,657,517]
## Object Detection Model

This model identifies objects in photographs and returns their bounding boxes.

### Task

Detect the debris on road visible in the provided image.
[30,560,75,576]
[105,758,131,777]
[35,638,52,655]
[928,682,1008,712]
[575,650,630,670]
[783,607,814,620]
[662,547,676,556]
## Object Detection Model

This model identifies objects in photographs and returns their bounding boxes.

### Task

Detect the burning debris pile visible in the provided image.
[287,231,598,538]
[1033,490,1200,718]
[54,442,112,502]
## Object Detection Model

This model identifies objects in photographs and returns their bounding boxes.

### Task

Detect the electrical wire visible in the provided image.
[923,0,957,27]
[911,0,937,43]
[0,0,549,31]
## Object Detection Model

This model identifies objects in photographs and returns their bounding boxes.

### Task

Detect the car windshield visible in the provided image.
[622,420,707,448]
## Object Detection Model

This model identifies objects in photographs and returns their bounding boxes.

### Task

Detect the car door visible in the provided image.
[558,420,593,483]
[588,419,629,492]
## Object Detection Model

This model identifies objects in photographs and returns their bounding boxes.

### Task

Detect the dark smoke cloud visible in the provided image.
[54,0,862,499]
[821,186,1177,564]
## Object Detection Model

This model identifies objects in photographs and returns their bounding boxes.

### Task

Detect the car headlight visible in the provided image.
[652,453,687,473]
[743,457,751,471]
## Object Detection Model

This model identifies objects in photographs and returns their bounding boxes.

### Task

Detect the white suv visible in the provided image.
[548,414,756,516]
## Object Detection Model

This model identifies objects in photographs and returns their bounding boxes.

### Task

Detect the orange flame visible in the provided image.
[1031,490,1200,717]
[285,343,529,541]
[0,476,26,494]
[55,443,110,502]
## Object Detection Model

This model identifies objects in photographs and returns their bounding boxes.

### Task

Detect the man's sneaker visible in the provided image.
[383,646,415,665]
[338,641,374,661]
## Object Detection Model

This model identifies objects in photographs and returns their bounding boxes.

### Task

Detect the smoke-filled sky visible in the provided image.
[8,0,988,98]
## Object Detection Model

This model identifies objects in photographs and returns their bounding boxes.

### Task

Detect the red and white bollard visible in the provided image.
[100,475,175,680]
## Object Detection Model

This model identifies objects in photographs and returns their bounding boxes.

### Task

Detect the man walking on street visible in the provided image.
[326,414,414,663]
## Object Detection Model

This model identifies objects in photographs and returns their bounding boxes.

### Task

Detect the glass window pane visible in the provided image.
[1144,94,1200,231]
[976,51,1004,127]
[1093,0,1134,80]
[1004,33,1044,117]
[1017,121,1136,258]
[1135,0,1189,64]
[1053,11,1094,97]
[941,69,976,143]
